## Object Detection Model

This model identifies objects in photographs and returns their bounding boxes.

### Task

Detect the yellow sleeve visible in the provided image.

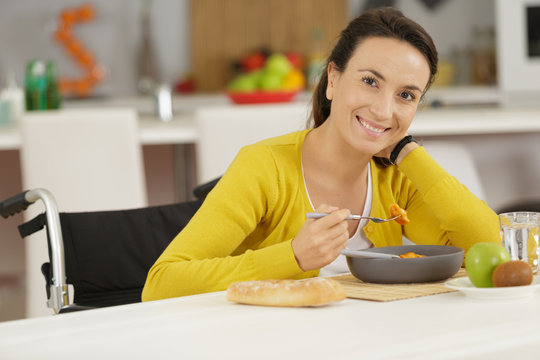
[397,147,500,251]
[141,145,303,301]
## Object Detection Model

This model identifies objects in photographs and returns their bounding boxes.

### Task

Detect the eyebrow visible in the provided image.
[358,69,423,93]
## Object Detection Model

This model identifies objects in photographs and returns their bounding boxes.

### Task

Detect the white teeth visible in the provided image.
[360,119,385,133]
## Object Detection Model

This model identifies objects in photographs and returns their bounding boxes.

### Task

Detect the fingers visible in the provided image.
[311,203,350,240]
[315,204,339,214]
[310,204,351,228]
[292,204,351,271]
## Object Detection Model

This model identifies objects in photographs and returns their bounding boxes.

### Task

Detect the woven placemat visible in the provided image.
[330,268,466,302]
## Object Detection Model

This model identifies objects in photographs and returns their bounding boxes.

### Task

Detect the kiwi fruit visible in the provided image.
[492,260,533,287]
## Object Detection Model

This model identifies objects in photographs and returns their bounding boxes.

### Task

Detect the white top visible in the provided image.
[301,162,373,276]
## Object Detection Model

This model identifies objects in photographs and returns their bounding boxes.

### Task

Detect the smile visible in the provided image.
[357,116,388,135]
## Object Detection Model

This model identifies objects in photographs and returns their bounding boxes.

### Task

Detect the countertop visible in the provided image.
[1,88,539,151]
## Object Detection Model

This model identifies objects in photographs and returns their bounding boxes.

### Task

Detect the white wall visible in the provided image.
[348,0,495,57]
[0,0,190,96]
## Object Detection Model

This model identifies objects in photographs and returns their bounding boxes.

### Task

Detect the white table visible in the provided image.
[0,286,539,359]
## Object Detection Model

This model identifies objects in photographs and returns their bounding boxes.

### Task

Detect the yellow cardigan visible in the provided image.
[142,130,500,301]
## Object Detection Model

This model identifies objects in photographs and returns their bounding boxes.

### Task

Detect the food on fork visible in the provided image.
[226,278,346,307]
[389,203,409,225]
[399,252,426,258]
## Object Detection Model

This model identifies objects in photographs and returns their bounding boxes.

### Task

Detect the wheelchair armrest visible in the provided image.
[59,304,95,314]
[192,177,221,200]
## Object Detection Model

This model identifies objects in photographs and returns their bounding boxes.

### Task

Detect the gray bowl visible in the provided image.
[344,245,464,284]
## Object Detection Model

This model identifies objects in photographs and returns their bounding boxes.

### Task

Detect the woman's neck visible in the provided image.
[303,123,371,185]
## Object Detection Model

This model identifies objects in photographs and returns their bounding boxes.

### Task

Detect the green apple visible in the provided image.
[465,242,511,287]
[258,72,283,91]
[227,73,258,92]
[264,54,293,77]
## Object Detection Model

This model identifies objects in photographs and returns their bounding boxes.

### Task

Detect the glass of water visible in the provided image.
[499,212,540,273]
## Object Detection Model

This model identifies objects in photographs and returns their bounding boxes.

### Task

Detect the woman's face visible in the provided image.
[325,36,431,155]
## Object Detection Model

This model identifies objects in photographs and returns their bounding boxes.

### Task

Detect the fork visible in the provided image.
[306,212,401,223]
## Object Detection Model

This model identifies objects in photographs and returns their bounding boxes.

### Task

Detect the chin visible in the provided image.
[354,142,384,156]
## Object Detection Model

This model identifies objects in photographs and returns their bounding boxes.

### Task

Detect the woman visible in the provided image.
[142,7,499,301]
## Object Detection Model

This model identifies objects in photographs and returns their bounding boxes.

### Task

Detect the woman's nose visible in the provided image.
[369,92,392,120]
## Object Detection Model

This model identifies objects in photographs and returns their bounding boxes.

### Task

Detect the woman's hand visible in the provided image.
[375,135,419,165]
[375,139,398,160]
[292,204,351,271]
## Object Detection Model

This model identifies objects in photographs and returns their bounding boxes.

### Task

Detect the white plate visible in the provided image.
[445,276,540,299]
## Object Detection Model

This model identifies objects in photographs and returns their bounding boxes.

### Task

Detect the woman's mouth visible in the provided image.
[357,116,388,137]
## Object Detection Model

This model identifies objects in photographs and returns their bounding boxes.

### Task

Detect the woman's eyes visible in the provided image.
[361,75,417,102]
[400,91,416,101]
[362,76,377,87]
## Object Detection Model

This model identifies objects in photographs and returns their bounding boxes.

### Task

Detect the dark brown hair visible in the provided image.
[310,7,438,128]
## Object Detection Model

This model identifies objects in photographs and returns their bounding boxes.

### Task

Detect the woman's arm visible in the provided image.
[141,146,304,301]
[397,146,500,250]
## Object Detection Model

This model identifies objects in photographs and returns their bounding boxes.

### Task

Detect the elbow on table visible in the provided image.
[141,263,168,302]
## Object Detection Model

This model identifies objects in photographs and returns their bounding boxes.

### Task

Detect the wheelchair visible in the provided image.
[0,179,218,314]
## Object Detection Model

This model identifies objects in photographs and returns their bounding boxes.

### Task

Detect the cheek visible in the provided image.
[337,84,368,109]
[397,105,418,128]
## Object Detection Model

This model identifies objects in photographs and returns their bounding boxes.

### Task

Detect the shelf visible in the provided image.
[422,85,500,107]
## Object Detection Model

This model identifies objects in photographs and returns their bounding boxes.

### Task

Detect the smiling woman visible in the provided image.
[321,37,429,156]
[142,7,501,301]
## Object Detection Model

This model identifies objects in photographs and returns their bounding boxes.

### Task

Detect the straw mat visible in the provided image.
[331,268,466,302]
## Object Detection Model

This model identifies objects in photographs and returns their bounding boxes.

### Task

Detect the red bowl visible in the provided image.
[226,91,299,104]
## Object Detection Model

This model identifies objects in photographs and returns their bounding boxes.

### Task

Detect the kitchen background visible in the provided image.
[0,0,495,97]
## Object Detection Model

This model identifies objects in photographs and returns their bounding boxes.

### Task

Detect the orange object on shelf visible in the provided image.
[76,4,95,21]
[53,3,103,98]
[60,9,77,25]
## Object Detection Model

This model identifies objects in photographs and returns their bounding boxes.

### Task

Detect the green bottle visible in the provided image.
[46,61,61,110]
[25,60,47,111]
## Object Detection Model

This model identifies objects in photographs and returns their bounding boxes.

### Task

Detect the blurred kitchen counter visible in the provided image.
[1,87,539,150]
[62,93,232,115]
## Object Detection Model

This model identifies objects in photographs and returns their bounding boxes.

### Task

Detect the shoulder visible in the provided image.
[252,130,309,148]
[236,130,309,162]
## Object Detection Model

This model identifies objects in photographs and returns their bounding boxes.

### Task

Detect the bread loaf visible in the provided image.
[226,278,346,307]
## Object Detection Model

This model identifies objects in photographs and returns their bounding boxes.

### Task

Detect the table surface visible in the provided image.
[1,282,539,360]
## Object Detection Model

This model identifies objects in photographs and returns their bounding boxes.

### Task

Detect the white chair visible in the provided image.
[20,108,147,317]
[195,103,311,183]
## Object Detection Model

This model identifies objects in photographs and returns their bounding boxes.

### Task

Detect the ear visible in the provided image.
[326,62,338,101]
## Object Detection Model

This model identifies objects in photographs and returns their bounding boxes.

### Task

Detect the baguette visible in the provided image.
[226,278,346,307]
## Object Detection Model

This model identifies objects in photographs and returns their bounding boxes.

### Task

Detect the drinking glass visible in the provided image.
[499,212,540,273]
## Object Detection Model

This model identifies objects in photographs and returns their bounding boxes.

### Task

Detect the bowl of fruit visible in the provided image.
[226,52,305,104]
